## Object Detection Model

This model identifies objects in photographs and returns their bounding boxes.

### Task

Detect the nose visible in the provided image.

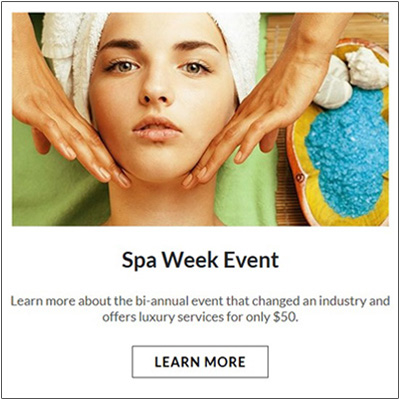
[139,66,174,107]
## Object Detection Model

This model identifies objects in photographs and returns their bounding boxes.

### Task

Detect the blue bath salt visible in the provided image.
[305,87,388,218]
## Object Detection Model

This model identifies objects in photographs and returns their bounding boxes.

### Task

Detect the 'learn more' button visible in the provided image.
[132,346,269,378]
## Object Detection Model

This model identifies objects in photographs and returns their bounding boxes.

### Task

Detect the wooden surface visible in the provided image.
[266,13,389,226]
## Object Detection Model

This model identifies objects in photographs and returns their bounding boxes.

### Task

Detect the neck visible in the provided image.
[105,174,222,226]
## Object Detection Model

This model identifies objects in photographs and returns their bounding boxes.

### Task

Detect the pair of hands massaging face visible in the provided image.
[13,13,345,189]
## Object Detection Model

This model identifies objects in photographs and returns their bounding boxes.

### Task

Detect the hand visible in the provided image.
[182,49,330,189]
[182,13,352,189]
[12,14,131,188]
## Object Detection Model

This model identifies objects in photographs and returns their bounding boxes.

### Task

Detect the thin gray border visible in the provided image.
[2,2,399,399]
[131,345,269,379]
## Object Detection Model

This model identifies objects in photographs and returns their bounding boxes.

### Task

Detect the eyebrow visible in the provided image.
[98,39,220,54]
[173,40,220,53]
[99,39,142,52]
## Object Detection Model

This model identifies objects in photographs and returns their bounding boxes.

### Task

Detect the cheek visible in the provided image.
[179,78,235,145]
[89,81,134,137]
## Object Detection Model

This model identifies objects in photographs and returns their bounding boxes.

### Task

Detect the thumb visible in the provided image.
[31,126,51,155]
[259,128,280,153]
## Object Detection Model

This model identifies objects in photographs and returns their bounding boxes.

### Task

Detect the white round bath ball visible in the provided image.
[345,47,389,89]
[313,74,353,109]
[328,54,350,81]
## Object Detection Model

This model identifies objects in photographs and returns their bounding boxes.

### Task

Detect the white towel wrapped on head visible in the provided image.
[42,12,260,122]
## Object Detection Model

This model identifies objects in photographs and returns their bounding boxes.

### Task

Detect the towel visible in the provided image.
[42,12,260,122]
[209,13,260,103]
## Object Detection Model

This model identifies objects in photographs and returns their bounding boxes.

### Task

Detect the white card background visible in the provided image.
[2,2,398,398]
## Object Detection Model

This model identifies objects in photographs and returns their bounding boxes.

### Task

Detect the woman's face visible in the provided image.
[89,13,236,183]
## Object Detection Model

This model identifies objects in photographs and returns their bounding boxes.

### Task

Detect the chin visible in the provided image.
[122,156,196,184]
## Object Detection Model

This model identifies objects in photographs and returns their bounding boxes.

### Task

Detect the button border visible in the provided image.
[131,345,269,379]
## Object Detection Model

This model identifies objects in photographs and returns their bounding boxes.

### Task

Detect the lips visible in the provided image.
[133,116,182,142]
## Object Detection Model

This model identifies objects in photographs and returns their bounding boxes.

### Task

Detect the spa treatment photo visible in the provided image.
[12,12,389,226]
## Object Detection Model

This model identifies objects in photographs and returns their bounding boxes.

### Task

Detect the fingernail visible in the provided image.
[182,173,193,187]
[62,144,76,160]
[197,167,207,181]
[234,151,242,163]
[98,167,111,181]
[118,173,131,188]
